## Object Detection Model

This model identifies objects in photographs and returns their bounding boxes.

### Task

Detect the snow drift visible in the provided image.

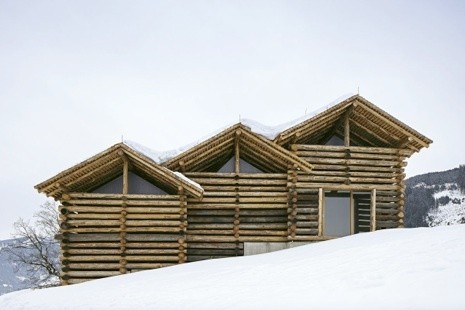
[1,225,464,309]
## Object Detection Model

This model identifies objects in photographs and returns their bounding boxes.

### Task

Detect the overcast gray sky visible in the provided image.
[1,0,464,238]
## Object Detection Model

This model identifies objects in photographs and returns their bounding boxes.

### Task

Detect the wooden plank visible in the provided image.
[187,203,287,209]
[294,144,413,156]
[67,193,180,200]
[294,183,399,191]
[200,185,288,192]
[189,178,287,186]
[184,172,287,179]
[63,206,181,214]
[122,156,129,195]
[65,263,121,270]
[344,110,350,146]
[199,197,288,203]
[65,199,182,206]
[295,157,403,167]
[63,227,182,233]
[235,132,240,174]
[318,188,323,236]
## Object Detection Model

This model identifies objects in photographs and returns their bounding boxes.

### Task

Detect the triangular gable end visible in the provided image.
[217,156,264,173]
[92,171,169,195]
[274,95,433,154]
[35,143,203,200]
[164,124,313,173]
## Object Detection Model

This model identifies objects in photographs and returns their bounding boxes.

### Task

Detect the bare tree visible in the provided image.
[1,201,60,288]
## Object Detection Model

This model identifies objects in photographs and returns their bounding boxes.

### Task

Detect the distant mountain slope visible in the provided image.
[405,165,465,227]
[0,237,58,296]
[0,239,32,296]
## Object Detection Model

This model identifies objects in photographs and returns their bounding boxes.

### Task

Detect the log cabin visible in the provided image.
[35,95,432,284]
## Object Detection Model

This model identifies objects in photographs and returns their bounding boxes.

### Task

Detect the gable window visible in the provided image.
[217,155,263,173]
[325,135,344,146]
[92,171,168,195]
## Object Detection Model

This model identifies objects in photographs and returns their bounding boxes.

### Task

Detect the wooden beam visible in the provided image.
[349,120,392,147]
[179,160,186,173]
[55,182,69,193]
[344,110,350,147]
[318,111,346,145]
[397,136,413,149]
[350,191,354,234]
[358,103,430,148]
[291,132,301,145]
[276,101,354,144]
[122,156,129,195]
[318,188,323,236]
[370,188,377,231]
[235,130,241,174]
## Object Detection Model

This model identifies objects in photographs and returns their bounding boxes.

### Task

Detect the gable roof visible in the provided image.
[273,95,433,152]
[164,123,313,173]
[35,143,204,200]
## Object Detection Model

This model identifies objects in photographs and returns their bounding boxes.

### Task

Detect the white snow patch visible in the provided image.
[432,183,463,200]
[241,93,355,140]
[413,182,427,188]
[1,225,464,309]
[427,185,465,226]
[124,94,355,163]
[123,140,183,164]
[173,172,204,193]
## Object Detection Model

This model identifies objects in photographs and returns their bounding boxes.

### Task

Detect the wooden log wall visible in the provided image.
[56,144,410,284]
[184,172,290,261]
[292,144,407,230]
[59,193,184,284]
[294,189,320,238]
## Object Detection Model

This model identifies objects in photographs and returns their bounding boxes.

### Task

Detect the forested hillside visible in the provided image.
[405,165,465,227]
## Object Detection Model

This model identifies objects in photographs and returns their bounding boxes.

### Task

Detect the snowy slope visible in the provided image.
[427,184,465,226]
[1,225,465,309]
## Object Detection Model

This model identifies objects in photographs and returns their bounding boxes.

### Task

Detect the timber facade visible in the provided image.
[35,95,432,284]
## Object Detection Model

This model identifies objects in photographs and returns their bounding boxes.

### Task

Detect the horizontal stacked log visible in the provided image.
[292,145,407,230]
[294,189,319,238]
[56,144,409,284]
[184,172,289,261]
[59,193,183,284]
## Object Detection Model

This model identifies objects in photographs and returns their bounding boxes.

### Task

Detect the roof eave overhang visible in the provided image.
[35,143,204,200]
[165,123,313,173]
[273,95,433,153]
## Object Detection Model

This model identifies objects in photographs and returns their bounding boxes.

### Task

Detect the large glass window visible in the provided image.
[217,156,263,173]
[324,192,351,237]
[92,171,167,194]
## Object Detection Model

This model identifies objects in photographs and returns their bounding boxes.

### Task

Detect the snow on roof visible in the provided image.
[123,141,204,193]
[240,93,355,140]
[173,172,204,193]
[124,93,355,163]
[123,140,183,164]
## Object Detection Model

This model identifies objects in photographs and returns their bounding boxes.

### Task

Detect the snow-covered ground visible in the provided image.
[1,225,464,309]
